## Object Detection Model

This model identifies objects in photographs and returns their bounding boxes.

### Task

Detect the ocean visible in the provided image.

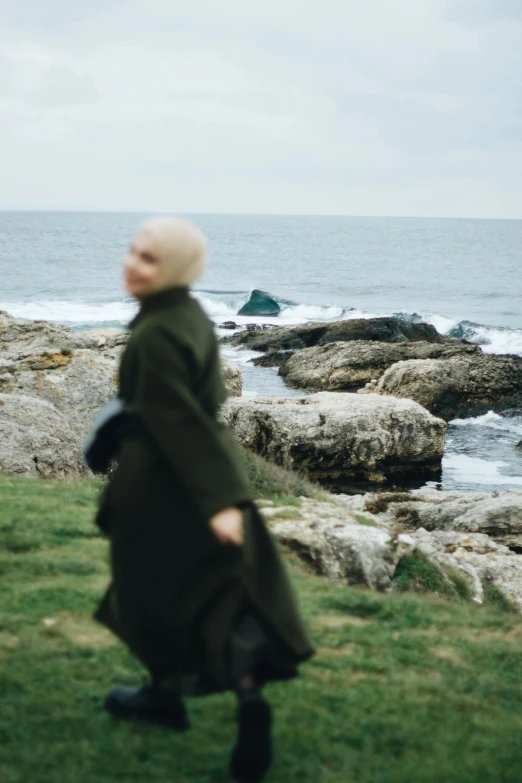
[1,210,521,493]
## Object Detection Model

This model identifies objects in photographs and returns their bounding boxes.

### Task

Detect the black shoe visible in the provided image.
[104,685,190,730]
[230,697,272,783]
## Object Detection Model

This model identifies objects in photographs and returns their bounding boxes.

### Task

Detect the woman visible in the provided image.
[94,217,314,783]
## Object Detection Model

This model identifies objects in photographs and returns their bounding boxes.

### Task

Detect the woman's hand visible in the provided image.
[210,507,244,545]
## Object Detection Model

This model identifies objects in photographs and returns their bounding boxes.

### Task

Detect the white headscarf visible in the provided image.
[138,216,207,289]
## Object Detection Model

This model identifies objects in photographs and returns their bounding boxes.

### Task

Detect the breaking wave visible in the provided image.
[2,292,522,357]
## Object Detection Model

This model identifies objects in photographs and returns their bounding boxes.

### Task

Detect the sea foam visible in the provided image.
[442,453,522,488]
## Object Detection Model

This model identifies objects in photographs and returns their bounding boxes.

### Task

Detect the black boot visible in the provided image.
[104,685,190,730]
[230,691,272,783]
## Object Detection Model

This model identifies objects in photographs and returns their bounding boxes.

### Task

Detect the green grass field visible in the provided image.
[2,473,522,783]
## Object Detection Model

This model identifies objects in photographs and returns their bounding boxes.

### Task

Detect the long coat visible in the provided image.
[95,287,313,694]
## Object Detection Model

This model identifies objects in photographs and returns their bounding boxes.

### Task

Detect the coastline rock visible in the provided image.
[0,393,86,479]
[251,350,294,368]
[0,311,78,358]
[411,528,522,611]
[274,517,399,590]
[222,317,443,353]
[0,348,119,437]
[360,353,522,420]
[516,439,522,453]
[348,488,522,550]
[218,321,240,330]
[259,492,522,612]
[0,313,244,478]
[280,341,480,391]
[221,392,447,489]
[0,312,242,404]
[220,357,243,397]
[259,495,411,589]
[238,290,280,317]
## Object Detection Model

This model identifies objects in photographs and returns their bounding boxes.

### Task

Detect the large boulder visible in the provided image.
[361,353,522,420]
[0,348,120,437]
[238,290,280,317]
[222,317,444,353]
[280,341,480,391]
[0,313,243,478]
[0,393,86,479]
[221,392,447,490]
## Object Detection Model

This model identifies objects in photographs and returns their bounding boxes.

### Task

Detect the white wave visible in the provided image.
[421,313,522,357]
[469,326,522,357]
[451,410,522,436]
[279,303,345,322]
[443,453,522,487]
[423,314,458,335]
[196,294,237,318]
[0,299,137,325]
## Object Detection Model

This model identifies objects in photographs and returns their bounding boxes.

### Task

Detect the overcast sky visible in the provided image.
[1,0,521,217]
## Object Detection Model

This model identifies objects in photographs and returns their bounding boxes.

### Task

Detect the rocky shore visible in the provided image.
[225,316,522,420]
[2,310,521,611]
[0,311,241,478]
[263,488,522,612]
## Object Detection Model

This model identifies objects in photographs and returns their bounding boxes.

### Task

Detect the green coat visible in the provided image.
[95,288,313,693]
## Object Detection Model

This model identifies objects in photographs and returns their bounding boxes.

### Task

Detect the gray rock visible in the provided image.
[222,317,443,353]
[0,348,119,437]
[0,393,86,479]
[280,341,480,391]
[0,311,78,359]
[72,328,129,350]
[0,312,243,478]
[353,488,522,549]
[259,495,415,589]
[362,353,522,420]
[220,356,242,397]
[257,490,522,611]
[250,350,294,368]
[411,528,522,611]
[273,515,399,590]
[221,392,447,488]
[516,439,522,453]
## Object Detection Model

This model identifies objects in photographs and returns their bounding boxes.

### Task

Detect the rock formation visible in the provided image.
[222,392,447,490]
[343,488,522,550]
[0,393,87,479]
[359,353,522,420]
[279,341,480,391]
[222,316,444,353]
[260,490,522,612]
[0,312,242,478]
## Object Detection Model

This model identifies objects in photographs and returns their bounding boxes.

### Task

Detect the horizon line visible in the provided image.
[0,207,521,222]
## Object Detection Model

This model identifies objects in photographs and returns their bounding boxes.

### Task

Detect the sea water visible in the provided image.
[1,211,521,492]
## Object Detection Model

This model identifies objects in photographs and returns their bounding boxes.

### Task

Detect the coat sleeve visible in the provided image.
[129,324,252,520]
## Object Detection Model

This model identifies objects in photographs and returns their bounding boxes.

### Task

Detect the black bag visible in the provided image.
[84,398,126,474]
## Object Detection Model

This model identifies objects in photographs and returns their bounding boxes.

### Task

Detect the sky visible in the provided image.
[1,0,521,218]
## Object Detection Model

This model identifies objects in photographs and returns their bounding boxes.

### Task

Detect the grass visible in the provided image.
[392,552,474,602]
[2,474,522,782]
[241,446,328,505]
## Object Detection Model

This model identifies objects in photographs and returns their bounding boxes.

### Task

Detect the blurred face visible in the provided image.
[122,229,163,300]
